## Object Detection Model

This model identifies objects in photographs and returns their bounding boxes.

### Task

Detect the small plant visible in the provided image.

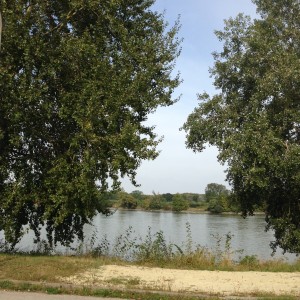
[91,235,110,257]
[239,255,259,268]
[31,239,54,255]
[184,222,193,254]
[133,227,177,263]
[127,277,141,286]
[81,230,111,257]
[210,232,243,268]
[113,226,138,260]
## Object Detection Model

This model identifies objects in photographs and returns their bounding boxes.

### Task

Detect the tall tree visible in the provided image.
[204,183,229,202]
[183,0,300,254]
[0,0,181,248]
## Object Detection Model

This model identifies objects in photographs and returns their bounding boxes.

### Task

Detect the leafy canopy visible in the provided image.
[205,183,229,202]
[183,0,300,254]
[0,0,181,248]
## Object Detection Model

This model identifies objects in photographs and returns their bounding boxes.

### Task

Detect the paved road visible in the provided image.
[0,291,126,300]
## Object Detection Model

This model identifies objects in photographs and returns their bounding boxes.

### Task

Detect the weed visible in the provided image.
[127,277,140,286]
[1,223,300,272]
[0,280,14,289]
[45,287,62,294]
[133,228,178,263]
[113,226,139,260]
[90,234,111,257]
[184,222,193,254]
[105,276,140,287]
[30,240,54,255]
[239,255,259,268]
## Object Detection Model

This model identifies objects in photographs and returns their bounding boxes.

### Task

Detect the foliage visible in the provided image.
[239,255,259,269]
[183,0,300,254]
[118,192,138,209]
[207,199,225,214]
[205,183,229,202]
[145,193,164,210]
[0,0,181,248]
[130,190,145,201]
[133,227,178,263]
[172,193,189,212]
[161,193,173,202]
[204,183,230,213]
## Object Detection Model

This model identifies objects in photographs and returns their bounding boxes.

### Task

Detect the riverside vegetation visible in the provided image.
[1,223,299,272]
[112,183,256,214]
[1,223,299,299]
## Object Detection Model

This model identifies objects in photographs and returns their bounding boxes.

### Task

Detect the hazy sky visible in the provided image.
[121,0,258,195]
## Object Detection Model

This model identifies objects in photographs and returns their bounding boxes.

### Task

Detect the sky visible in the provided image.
[121,0,258,195]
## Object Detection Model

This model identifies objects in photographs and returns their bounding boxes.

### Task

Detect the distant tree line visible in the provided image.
[109,183,265,213]
[111,190,205,212]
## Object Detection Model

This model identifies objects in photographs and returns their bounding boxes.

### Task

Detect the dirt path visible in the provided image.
[60,265,300,297]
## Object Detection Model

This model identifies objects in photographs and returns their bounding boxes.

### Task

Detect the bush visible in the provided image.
[208,198,224,213]
[172,194,189,212]
[119,193,138,209]
[239,255,259,269]
[146,194,163,210]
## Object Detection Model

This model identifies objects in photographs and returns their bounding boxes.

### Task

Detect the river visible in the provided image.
[4,209,297,262]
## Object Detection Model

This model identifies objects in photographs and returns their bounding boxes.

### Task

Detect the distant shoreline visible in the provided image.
[114,207,265,216]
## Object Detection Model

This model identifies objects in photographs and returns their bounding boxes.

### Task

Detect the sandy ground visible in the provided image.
[60,265,300,297]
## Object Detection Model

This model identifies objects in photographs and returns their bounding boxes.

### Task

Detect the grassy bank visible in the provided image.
[1,230,300,273]
[0,279,232,300]
[0,254,299,300]
[1,279,299,300]
[1,224,299,273]
[0,249,299,283]
[0,225,299,299]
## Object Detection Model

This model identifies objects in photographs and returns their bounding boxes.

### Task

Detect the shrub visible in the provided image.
[119,193,138,209]
[172,194,189,212]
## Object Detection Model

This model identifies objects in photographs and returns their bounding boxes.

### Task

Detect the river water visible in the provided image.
[87,210,297,261]
[1,210,298,262]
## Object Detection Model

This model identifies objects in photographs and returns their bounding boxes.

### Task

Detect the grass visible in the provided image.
[0,253,299,300]
[1,279,298,300]
[0,280,223,300]
[0,225,299,299]
[104,276,141,286]
[0,254,125,282]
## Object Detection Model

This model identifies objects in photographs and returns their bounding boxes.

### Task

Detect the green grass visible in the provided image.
[1,279,298,300]
[0,279,298,300]
[0,225,299,300]
[0,279,223,300]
